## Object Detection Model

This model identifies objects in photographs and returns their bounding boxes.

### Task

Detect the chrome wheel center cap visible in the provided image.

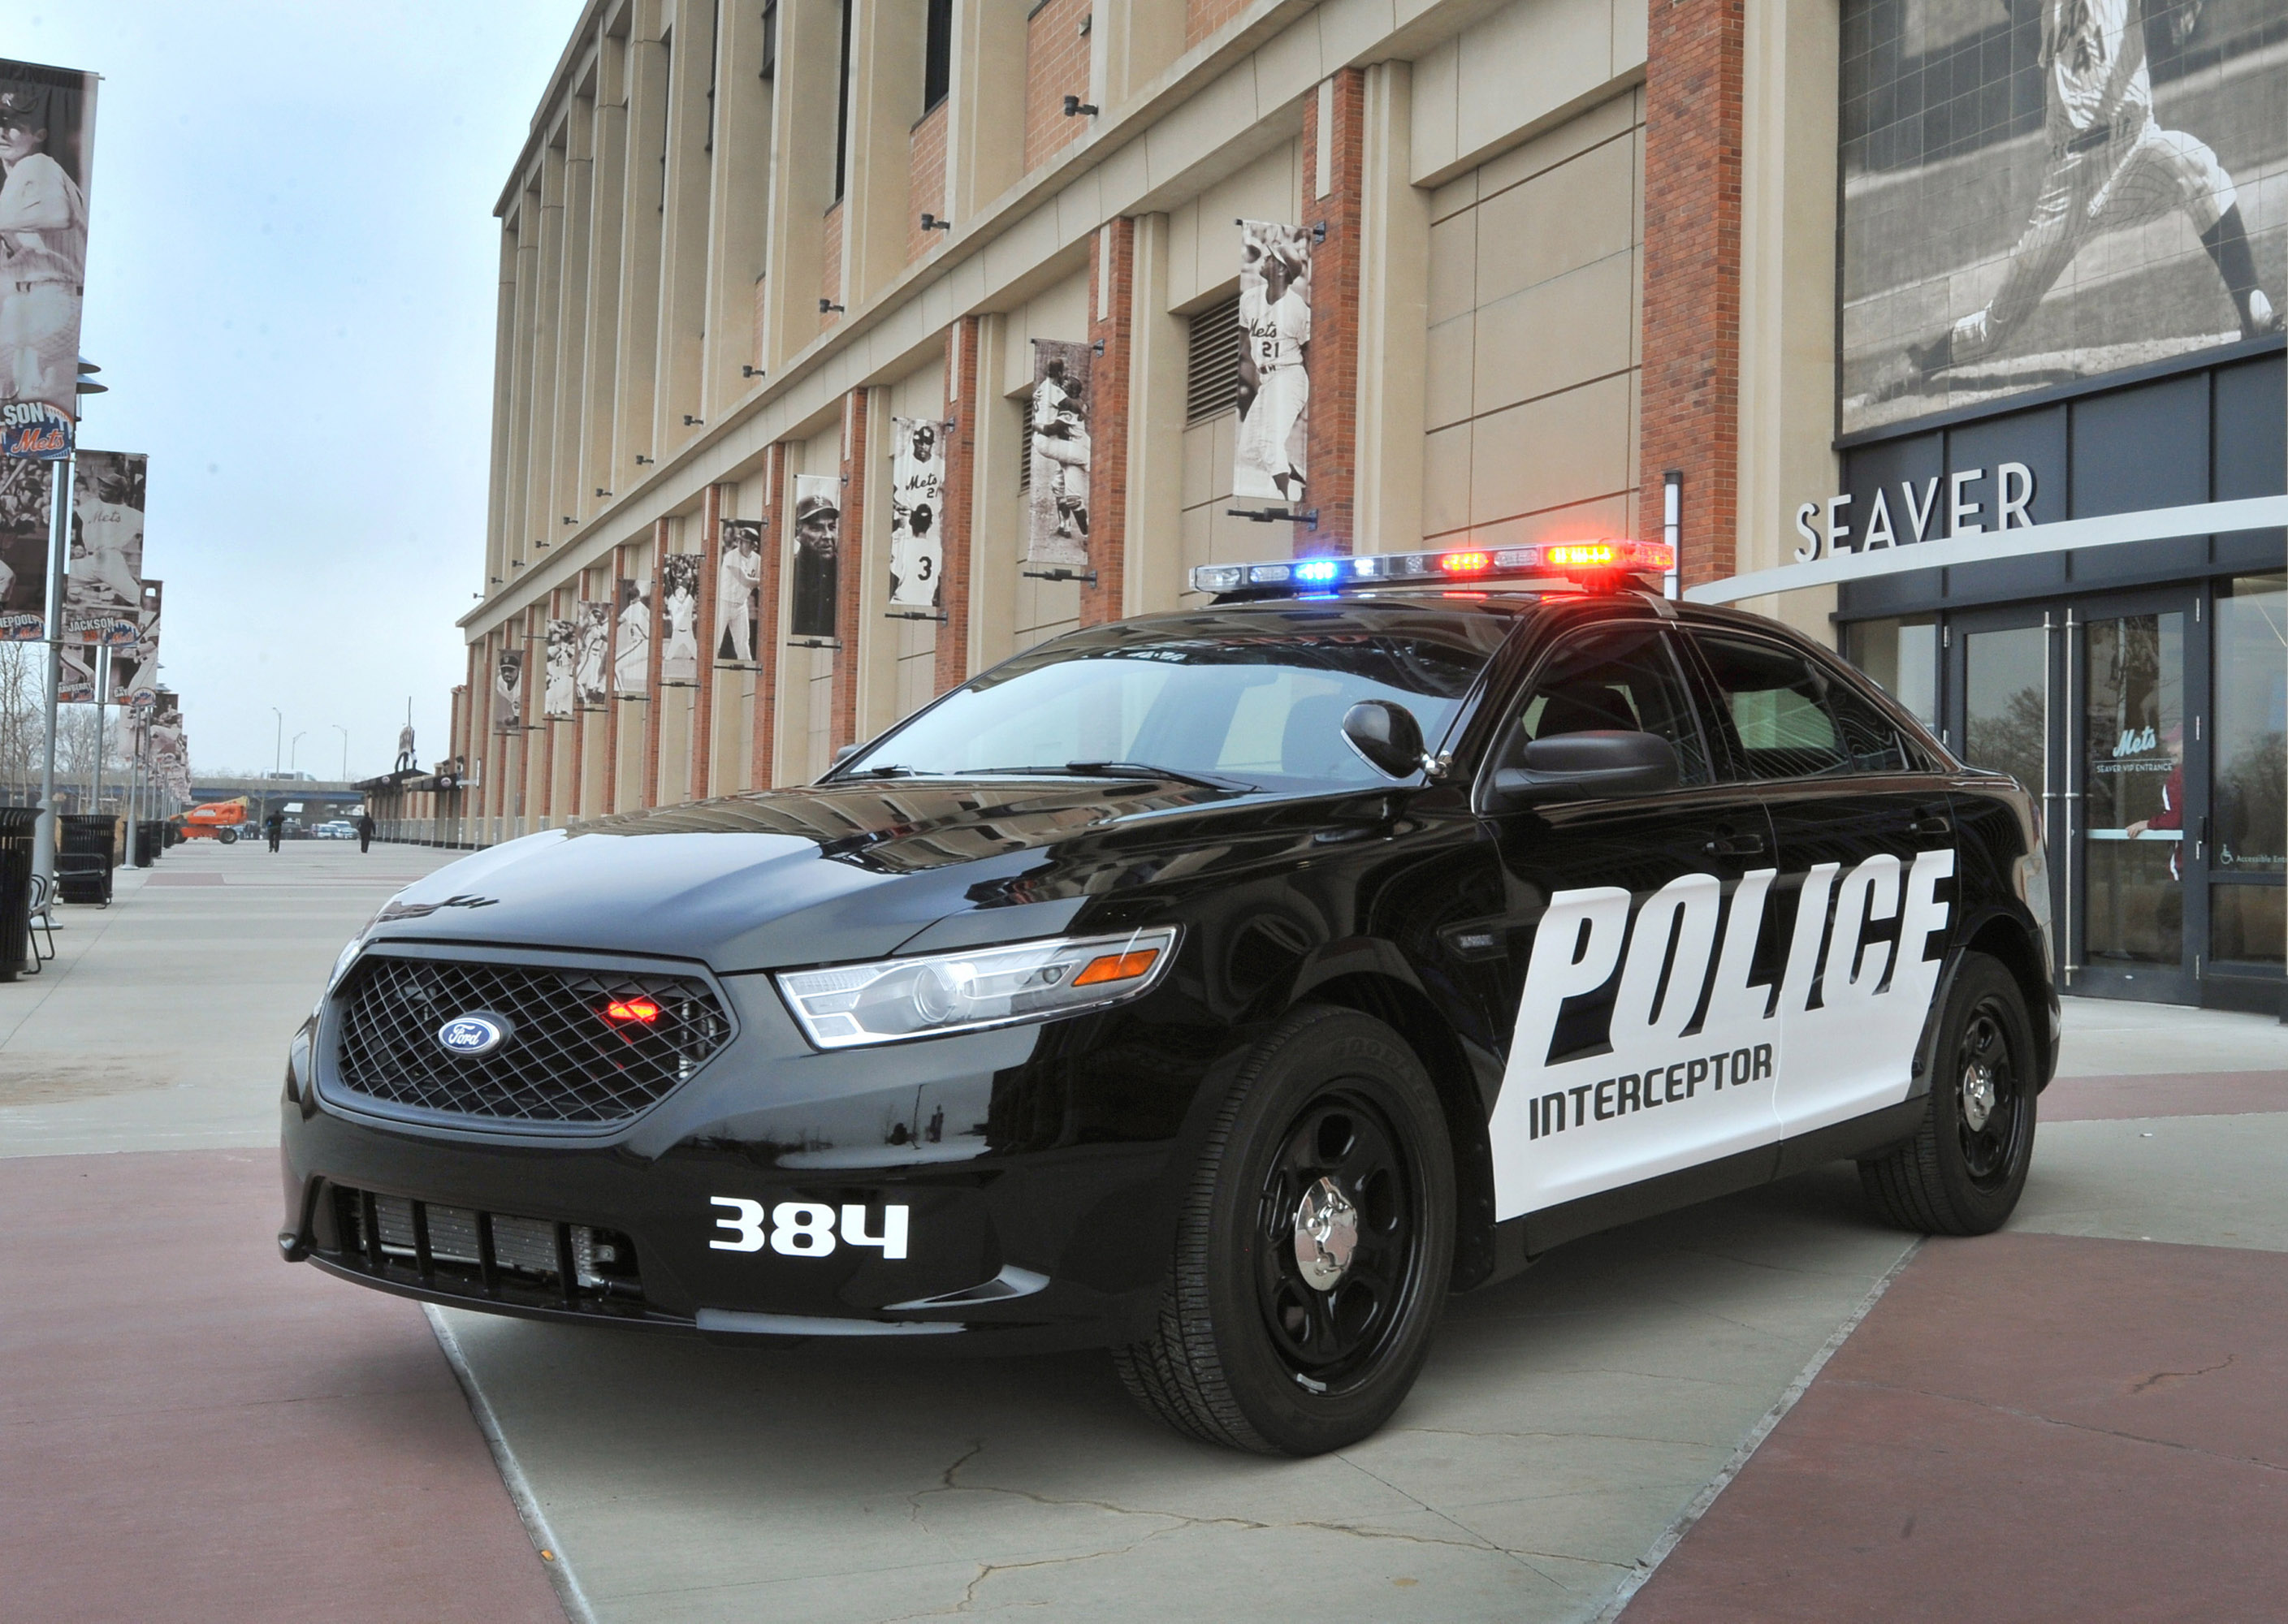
[1961,1065,1996,1132]
[1293,1177,1360,1292]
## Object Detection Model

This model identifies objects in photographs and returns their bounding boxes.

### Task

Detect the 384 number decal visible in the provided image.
[708,1198,909,1259]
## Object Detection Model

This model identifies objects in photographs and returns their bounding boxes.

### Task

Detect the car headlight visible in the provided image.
[324,935,365,997]
[775,927,1179,1050]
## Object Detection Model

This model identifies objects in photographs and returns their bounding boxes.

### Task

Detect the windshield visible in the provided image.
[837,605,1515,791]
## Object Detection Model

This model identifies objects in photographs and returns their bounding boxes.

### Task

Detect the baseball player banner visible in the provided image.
[716,519,762,663]
[492,646,524,732]
[789,473,841,640]
[612,573,651,695]
[541,617,577,719]
[888,418,948,611]
[1234,220,1313,505]
[1842,0,2285,435]
[106,577,159,706]
[575,598,611,706]
[66,450,145,644]
[1025,340,1091,568]
[660,552,702,684]
[0,456,48,637]
[58,639,93,703]
[0,59,97,452]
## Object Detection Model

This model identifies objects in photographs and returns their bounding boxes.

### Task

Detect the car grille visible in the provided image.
[332,954,730,1126]
[331,1184,648,1315]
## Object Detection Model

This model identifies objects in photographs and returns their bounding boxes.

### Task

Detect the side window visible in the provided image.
[1693,632,1910,780]
[1500,623,1711,786]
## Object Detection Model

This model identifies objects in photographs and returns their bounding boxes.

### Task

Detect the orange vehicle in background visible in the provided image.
[179,797,251,844]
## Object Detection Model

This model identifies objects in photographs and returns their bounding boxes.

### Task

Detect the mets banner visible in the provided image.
[0,59,97,458]
[1234,219,1313,505]
[612,573,651,696]
[1025,339,1090,569]
[67,450,145,644]
[659,554,701,685]
[789,473,841,640]
[106,578,160,706]
[889,417,946,611]
[575,598,611,706]
[0,457,48,637]
[542,618,576,719]
[716,519,762,663]
[492,646,524,732]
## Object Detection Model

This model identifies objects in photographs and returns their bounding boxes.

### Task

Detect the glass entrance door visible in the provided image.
[2074,598,2199,1003]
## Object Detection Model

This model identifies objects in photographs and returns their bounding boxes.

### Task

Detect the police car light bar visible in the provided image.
[1191,538,1675,598]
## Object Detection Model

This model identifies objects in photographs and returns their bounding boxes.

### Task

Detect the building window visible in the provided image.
[759,2,776,80]
[1185,293,1243,422]
[833,0,854,200]
[923,0,953,114]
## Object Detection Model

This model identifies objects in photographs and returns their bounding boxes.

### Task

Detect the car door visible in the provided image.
[1680,625,1960,1151]
[1479,612,1785,1242]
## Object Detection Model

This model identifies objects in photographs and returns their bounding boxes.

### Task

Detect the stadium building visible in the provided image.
[426,0,2284,1010]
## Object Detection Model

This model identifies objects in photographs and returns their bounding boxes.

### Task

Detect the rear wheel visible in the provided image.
[1859,953,2037,1235]
[216,828,236,844]
[1114,1006,1455,1455]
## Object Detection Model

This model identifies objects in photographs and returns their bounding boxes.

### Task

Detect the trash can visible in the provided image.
[58,813,115,906]
[0,806,37,980]
[136,821,165,867]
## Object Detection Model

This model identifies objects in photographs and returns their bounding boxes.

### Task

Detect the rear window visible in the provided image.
[1693,632,1911,780]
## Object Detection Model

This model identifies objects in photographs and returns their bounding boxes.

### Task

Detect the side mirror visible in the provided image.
[1487,730,1680,810]
[1341,700,1426,780]
[831,742,863,767]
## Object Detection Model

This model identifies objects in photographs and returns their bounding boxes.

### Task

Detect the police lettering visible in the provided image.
[1528,1045,1775,1138]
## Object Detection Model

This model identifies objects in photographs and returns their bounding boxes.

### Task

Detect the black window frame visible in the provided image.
[922,0,954,114]
[1677,624,1936,784]
[1473,615,1717,806]
[833,0,854,201]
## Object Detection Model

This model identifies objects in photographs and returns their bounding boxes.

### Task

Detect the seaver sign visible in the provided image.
[1794,464,2036,562]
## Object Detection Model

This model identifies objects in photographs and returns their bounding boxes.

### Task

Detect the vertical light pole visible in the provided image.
[29,451,71,888]
[270,705,283,838]
[332,723,348,782]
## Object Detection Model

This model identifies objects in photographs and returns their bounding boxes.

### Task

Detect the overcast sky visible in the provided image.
[17,2,582,779]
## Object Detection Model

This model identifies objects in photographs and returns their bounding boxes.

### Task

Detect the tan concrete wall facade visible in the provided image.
[460,0,1834,844]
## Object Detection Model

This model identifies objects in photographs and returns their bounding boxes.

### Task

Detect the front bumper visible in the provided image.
[279,955,1231,1351]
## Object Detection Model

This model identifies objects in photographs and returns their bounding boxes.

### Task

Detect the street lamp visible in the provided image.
[290,730,306,771]
[270,706,283,838]
[332,723,348,782]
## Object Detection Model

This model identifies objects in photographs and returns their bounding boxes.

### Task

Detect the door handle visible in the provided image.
[1702,831,1767,857]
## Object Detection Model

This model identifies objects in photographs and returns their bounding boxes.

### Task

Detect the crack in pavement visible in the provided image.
[2127,1354,2237,1395]
[1834,1376,2286,1473]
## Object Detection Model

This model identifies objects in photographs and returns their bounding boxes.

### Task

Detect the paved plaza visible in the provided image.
[4,841,2285,1621]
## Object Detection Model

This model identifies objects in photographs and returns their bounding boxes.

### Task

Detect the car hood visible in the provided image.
[359,777,1369,971]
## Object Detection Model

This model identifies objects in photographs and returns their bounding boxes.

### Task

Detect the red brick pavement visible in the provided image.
[2040,1069,2288,1121]
[1,1150,564,1624]
[1626,1231,2288,1622]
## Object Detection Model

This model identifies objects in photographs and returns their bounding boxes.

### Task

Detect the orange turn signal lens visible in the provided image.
[1072,948,1161,987]
[1438,551,1491,573]
[1546,542,1616,568]
[603,996,661,1024]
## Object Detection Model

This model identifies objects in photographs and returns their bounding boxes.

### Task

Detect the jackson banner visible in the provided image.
[660,553,701,684]
[889,417,948,611]
[716,519,762,663]
[575,598,611,706]
[789,473,841,640]
[67,450,145,644]
[492,646,524,732]
[0,58,96,461]
[1840,0,2287,434]
[612,573,651,695]
[1025,340,1091,568]
[1234,219,1313,505]
[0,457,47,637]
[106,578,160,706]
[541,618,576,719]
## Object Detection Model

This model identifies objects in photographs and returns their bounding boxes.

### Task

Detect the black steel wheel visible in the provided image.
[1860,952,2038,1235]
[1114,1006,1455,1455]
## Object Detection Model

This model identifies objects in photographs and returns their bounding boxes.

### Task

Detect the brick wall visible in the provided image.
[751,444,785,788]
[1640,0,1745,588]
[642,520,667,806]
[1302,70,1365,558]
[1081,220,1135,628]
[603,544,625,812]
[691,484,721,801]
[936,317,983,691]
[829,390,871,750]
[1184,0,1251,50]
[1023,0,1093,174]
[906,102,949,265]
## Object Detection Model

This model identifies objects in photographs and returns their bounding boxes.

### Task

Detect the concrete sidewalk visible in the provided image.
[4,844,2283,1622]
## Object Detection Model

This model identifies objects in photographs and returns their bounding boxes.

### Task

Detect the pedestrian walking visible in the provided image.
[263,810,283,853]
[356,811,374,854]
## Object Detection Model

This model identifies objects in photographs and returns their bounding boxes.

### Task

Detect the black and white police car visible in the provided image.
[280,538,2054,1455]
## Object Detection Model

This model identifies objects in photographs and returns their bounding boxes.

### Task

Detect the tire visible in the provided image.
[217,829,236,845]
[1113,1005,1456,1455]
[1858,952,2038,1236]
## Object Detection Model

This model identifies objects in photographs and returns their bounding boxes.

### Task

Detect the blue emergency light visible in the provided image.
[1190,538,1676,598]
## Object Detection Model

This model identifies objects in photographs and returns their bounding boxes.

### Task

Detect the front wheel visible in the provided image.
[1859,952,2038,1235]
[216,828,236,845]
[1114,1006,1455,1455]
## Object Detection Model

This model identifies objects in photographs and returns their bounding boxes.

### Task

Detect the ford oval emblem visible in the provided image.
[436,1014,508,1058]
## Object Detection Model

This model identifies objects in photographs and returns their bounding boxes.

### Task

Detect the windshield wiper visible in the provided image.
[1066,760,1253,790]
[836,764,925,780]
